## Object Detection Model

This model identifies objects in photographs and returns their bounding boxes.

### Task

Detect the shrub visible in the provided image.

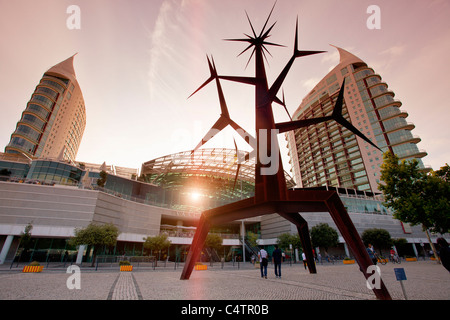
[28,261,41,266]
[119,260,131,266]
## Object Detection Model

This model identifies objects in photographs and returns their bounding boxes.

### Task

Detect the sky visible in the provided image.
[0,0,449,174]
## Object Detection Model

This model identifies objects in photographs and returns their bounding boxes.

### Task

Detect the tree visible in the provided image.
[433,163,449,182]
[96,170,108,187]
[18,223,33,262]
[143,233,172,264]
[310,223,339,254]
[205,233,223,259]
[70,223,119,266]
[379,152,450,235]
[361,228,392,256]
[205,233,223,250]
[277,233,301,251]
[246,231,259,249]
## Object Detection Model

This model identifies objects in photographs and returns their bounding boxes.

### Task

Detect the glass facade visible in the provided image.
[27,160,83,185]
[288,47,427,195]
[5,56,85,162]
[0,160,30,179]
[291,89,371,191]
[354,64,425,165]
[5,73,66,158]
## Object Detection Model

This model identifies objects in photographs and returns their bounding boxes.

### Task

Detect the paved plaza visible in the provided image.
[0,260,448,301]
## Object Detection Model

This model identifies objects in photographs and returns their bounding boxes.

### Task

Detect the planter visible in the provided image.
[23,266,43,273]
[405,257,417,262]
[430,257,440,261]
[343,259,355,264]
[195,264,207,271]
[120,265,133,271]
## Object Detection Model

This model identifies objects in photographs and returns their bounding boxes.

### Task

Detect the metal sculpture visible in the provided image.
[180,4,391,300]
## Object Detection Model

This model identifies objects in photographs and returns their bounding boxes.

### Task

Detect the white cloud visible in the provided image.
[301,77,321,91]
[380,44,405,57]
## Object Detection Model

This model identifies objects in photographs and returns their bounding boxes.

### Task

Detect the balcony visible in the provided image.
[389,135,421,147]
[383,121,415,134]
[397,148,428,160]
[378,108,409,122]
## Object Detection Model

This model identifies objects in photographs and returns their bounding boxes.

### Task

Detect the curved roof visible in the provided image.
[329,45,366,66]
[45,54,81,90]
[141,148,295,188]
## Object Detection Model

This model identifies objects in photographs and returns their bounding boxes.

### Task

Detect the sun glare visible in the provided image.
[191,192,201,201]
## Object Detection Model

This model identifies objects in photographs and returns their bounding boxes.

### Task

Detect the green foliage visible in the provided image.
[246,231,259,248]
[379,152,450,234]
[96,170,108,187]
[143,233,171,265]
[433,163,450,182]
[119,260,131,266]
[310,223,339,251]
[205,233,223,251]
[143,233,171,252]
[361,228,392,255]
[276,233,301,251]
[19,223,33,250]
[70,223,119,248]
[28,261,40,266]
[70,223,119,266]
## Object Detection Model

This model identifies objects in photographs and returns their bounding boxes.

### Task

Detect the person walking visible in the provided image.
[272,245,282,278]
[258,246,268,279]
[302,252,307,270]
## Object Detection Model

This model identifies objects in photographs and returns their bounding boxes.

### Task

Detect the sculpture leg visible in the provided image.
[180,214,211,280]
[325,193,392,300]
[278,211,316,274]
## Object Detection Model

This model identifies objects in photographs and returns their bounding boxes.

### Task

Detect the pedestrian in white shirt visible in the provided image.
[258,247,268,278]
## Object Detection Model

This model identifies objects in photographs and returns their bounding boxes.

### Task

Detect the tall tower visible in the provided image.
[286,46,427,192]
[5,55,86,162]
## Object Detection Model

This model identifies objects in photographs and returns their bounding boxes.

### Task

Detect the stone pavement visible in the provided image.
[0,260,448,301]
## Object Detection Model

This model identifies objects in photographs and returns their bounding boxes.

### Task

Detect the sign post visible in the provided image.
[394,268,408,300]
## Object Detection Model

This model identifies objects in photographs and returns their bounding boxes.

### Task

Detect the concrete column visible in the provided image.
[240,221,246,263]
[76,245,86,264]
[411,242,419,258]
[343,242,350,258]
[0,235,14,264]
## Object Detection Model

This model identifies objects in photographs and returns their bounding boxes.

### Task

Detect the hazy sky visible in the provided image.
[1,0,449,173]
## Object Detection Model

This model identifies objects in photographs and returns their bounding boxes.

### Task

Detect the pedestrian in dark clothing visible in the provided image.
[436,238,450,273]
[272,245,282,278]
